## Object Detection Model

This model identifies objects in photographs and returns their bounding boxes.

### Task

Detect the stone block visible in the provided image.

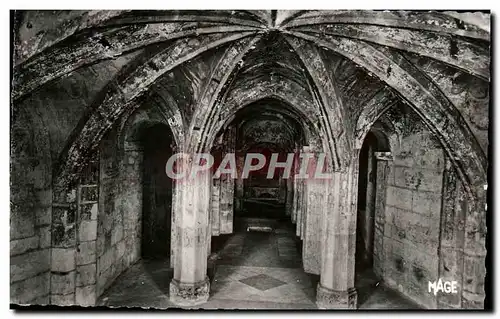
[386,186,412,211]
[111,223,123,245]
[97,263,116,296]
[406,281,438,309]
[35,205,52,226]
[97,248,115,274]
[96,231,105,257]
[10,208,35,240]
[51,271,76,295]
[29,294,50,305]
[463,255,486,294]
[10,271,49,305]
[76,241,97,265]
[394,166,443,193]
[416,148,445,171]
[51,248,75,272]
[394,166,419,189]
[39,226,51,249]
[462,291,485,309]
[11,249,50,282]
[10,236,39,256]
[77,263,97,287]
[412,191,442,217]
[51,293,75,306]
[416,169,443,192]
[79,220,97,242]
[439,292,461,309]
[403,243,439,277]
[115,241,126,261]
[75,285,96,306]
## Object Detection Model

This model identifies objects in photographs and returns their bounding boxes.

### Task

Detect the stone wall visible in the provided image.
[96,127,142,298]
[375,130,445,308]
[10,105,52,305]
[10,54,140,306]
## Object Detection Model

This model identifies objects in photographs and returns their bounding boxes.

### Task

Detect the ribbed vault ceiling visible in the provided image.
[11,10,490,192]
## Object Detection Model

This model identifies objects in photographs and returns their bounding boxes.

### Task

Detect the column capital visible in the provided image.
[169,277,210,307]
[316,283,358,309]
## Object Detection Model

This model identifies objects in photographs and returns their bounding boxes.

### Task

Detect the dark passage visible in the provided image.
[141,124,174,259]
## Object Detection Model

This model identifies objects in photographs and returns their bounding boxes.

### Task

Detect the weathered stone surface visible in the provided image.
[51,271,76,295]
[316,284,357,309]
[51,293,75,306]
[10,10,489,310]
[76,285,97,306]
[11,249,50,283]
[10,271,50,304]
[76,263,97,287]
[51,248,76,272]
[79,221,98,242]
[169,277,210,307]
[10,236,39,256]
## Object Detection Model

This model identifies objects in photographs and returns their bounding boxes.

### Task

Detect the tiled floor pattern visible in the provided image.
[98,220,421,309]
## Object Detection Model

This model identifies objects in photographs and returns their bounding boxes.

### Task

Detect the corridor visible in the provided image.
[98,219,420,309]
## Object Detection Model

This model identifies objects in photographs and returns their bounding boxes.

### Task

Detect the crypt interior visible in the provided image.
[10,10,490,309]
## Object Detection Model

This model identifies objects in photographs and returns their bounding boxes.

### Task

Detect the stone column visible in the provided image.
[302,172,325,274]
[316,160,358,309]
[285,174,294,217]
[372,152,392,278]
[235,154,244,212]
[294,146,312,239]
[51,152,100,306]
[169,156,211,306]
[461,181,487,309]
[291,149,299,224]
[211,178,221,236]
[220,125,236,234]
[437,158,486,309]
[51,185,78,306]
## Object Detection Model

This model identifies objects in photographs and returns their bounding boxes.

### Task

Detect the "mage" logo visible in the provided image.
[428,279,458,295]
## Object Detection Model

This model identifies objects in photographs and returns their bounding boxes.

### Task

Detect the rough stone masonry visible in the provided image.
[10,10,490,310]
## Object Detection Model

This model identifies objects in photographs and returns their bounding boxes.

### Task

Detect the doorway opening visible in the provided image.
[140,123,174,260]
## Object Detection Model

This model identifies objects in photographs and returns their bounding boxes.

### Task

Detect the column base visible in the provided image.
[169,277,210,307]
[315,283,358,309]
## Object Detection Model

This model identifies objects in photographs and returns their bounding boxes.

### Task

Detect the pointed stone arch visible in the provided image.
[54,31,257,188]
[290,31,486,199]
[206,76,324,151]
[13,24,260,100]
[186,35,263,153]
[286,36,352,171]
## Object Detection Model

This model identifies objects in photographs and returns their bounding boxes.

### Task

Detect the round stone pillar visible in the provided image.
[169,155,212,307]
[316,160,359,309]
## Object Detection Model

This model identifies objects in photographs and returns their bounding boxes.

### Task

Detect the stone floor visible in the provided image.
[98,219,421,310]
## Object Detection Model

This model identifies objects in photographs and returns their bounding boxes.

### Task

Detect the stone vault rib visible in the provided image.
[288,30,486,199]
[291,24,489,81]
[13,23,260,100]
[55,31,258,188]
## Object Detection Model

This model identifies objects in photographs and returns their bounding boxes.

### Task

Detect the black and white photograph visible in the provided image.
[8,8,492,311]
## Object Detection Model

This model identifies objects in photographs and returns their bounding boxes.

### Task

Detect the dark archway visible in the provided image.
[354,128,393,306]
[356,132,379,271]
[227,99,306,227]
[140,123,175,259]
